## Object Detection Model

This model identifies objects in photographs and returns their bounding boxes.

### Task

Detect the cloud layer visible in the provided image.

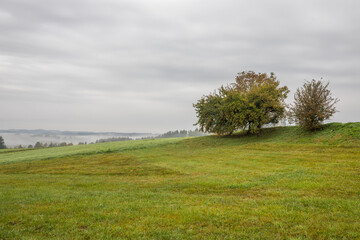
[1,0,359,132]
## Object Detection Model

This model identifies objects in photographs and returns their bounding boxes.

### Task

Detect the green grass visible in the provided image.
[0,138,182,164]
[0,123,359,239]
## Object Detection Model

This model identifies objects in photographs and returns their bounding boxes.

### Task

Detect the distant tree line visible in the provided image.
[20,141,76,149]
[5,129,207,149]
[95,137,131,143]
[155,129,207,138]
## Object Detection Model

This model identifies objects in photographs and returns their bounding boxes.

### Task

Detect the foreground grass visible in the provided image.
[0,123,359,239]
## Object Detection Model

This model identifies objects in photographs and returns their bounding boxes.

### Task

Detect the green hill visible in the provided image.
[195,122,360,146]
[0,123,359,239]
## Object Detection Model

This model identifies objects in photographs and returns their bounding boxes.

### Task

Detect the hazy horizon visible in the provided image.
[0,131,157,148]
[1,0,360,132]
[0,128,204,147]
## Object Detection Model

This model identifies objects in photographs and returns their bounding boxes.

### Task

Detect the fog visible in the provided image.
[0,130,156,148]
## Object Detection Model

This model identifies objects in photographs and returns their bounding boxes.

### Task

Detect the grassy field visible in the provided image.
[0,123,359,239]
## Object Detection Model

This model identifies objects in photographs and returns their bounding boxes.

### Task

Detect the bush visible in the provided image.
[290,79,339,131]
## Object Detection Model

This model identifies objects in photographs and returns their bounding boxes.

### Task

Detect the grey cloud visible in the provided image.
[1,0,359,132]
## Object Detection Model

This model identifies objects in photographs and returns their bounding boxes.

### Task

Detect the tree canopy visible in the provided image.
[194,71,289,135]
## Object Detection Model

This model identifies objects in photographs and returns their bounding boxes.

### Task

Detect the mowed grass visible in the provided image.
[0,123,359,239]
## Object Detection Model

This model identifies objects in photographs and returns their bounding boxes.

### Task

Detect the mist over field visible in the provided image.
[0,130,156,148]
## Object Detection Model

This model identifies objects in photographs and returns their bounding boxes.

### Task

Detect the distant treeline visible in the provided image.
[3,129,206,149]
[154,129,207,139]
[8,138,131,149]
[15,141,77,149]
[95,137,132,143]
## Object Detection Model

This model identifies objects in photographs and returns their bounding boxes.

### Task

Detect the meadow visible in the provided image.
[0,123,359,239]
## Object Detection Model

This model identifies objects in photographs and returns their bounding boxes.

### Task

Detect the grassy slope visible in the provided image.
[0,122,359,239]
[0,138,182,164]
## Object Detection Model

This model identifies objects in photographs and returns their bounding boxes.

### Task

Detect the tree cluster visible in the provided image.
[23,141,76,149]
[194,71,338,135]
[96,137,131,143]
[194,71,289,135]
[155,129,207,138]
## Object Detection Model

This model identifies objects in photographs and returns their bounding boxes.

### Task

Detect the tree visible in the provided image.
[233,71,289,133]
[193,90,224,134]
[0,136,6,149]
[34,142,44,148]
[49,142,58,147]
[290,79,339,131]
[194,71,289,135]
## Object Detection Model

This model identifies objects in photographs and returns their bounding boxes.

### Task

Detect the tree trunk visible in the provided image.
[247,124,252,135]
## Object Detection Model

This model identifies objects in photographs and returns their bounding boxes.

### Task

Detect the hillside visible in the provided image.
[199,122,360,146]
[0,123,359,239]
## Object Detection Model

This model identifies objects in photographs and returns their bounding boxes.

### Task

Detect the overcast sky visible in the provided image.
[1,0,359,133]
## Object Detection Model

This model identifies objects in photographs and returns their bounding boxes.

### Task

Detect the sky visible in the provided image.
[1,0,359,133]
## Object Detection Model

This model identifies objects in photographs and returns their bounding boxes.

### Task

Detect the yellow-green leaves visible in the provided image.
[194,71,289,135]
